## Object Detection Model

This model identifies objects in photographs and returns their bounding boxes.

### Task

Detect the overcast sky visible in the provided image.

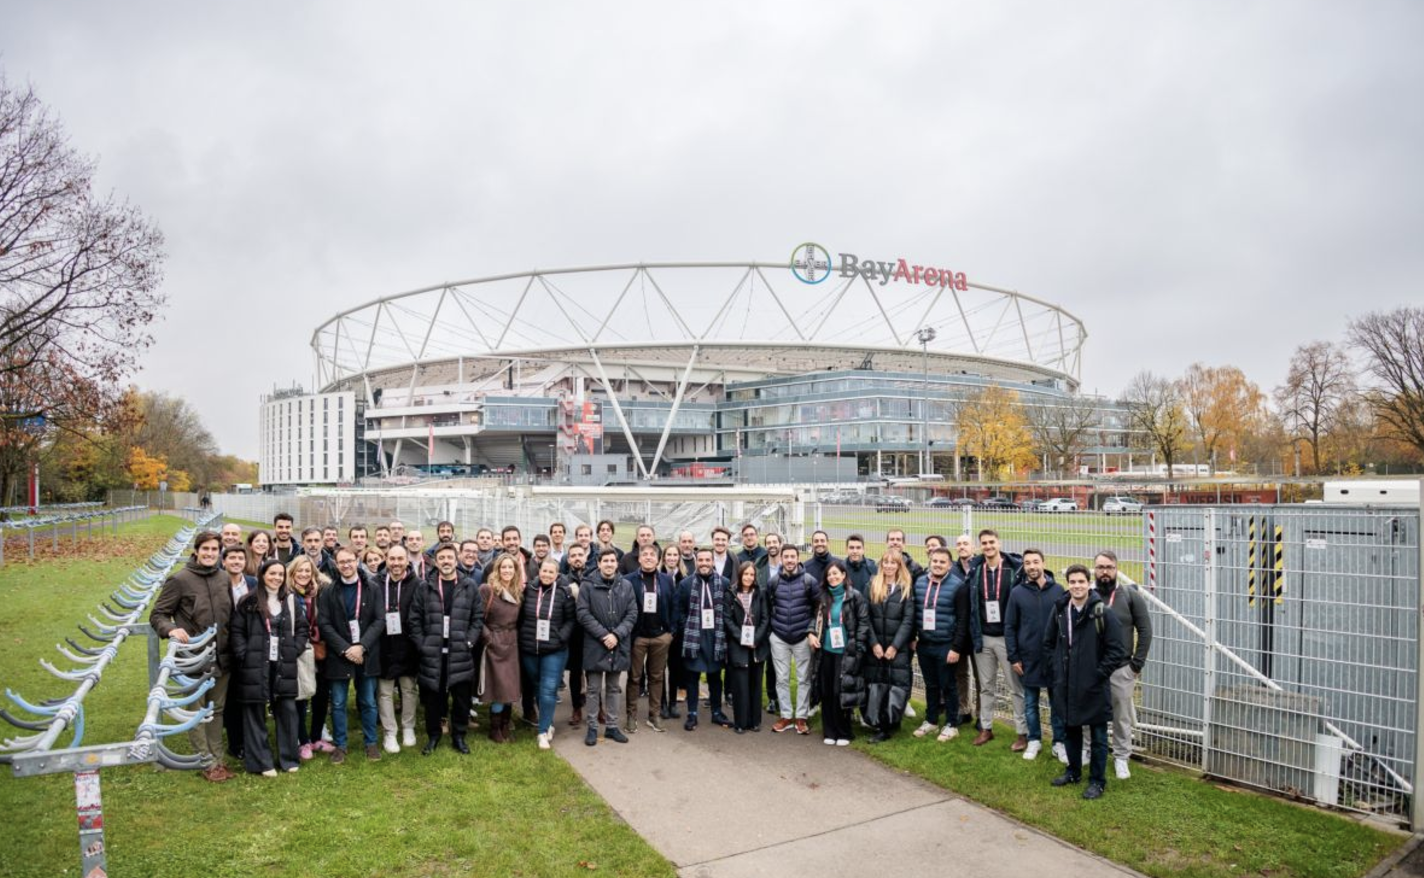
[4,2,1421,459]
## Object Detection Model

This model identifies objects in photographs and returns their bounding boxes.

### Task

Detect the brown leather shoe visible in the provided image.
[201,765,230,783]
[1011,734,1029,752]
[772,718,794,733]
[365,744,381,761]
[794,719,810,735]
[568,707,584,727]
[973,728,994,746]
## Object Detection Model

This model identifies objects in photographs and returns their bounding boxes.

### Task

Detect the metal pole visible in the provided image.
[1413,477,1424,831]
[1201,507,1217,773]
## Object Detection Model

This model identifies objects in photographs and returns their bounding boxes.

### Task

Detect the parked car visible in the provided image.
[1039,498,1079,513]
[1102,496,1144,515]
[871,494,913,512]
[1018,499,1044,512]
[976,497,1020,510]
[924,497,955,508]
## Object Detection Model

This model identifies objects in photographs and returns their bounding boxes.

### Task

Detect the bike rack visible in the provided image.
[0,513,222,877]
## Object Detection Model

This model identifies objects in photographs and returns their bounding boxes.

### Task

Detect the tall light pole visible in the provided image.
[916,327,937,475]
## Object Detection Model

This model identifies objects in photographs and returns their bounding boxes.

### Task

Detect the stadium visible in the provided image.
[259,255,1134,486]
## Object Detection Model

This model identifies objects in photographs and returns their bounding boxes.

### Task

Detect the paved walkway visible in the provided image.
[551,700,1139,878]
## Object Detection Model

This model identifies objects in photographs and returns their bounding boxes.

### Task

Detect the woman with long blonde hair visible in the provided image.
[479,553,525,742]
[864,552,915,743]
[286,554,333,760]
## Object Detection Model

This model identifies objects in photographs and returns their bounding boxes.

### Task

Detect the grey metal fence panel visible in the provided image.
[1139,504,1420,821]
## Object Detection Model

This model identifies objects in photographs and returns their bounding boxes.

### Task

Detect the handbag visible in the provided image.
[291,595,318,700]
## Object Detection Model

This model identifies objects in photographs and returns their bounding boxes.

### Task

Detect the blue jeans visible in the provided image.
[520,649,570,734]
[329,674,378,748]
[916,644,959,727]
[1023,686,1065,743]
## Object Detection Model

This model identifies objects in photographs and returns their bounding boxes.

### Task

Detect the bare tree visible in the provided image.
[1121,371,1190,478]
[0,74,165,389]
[1274,341,1354,474]
[1348,307,1424,458]
[1027,393,1098,478]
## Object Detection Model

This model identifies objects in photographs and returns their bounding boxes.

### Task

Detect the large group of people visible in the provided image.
[152,516,1151,800]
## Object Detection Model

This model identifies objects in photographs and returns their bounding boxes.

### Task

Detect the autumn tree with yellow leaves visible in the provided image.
[956,385,1038,481]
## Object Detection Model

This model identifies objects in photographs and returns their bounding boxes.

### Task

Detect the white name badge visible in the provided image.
[232,584,248,605]
[536,619,551,642]
[740,624,755,647]
[643,591,658,613]
[268,636,279,661]
[985,601,1001,625]
[922,609,937,631]
[348,620,360,642]
[828,626,845,650]
[385,612,402,636]
[701,608,715,630]
[442,615,451,639]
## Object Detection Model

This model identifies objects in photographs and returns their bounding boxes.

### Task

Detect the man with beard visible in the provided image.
[967,529,1025,749]
[1094,550,1152,780]
[409,544,483,755]
[576,549,638,746]
[677,547,731,730]
[377,545,421,752]
[562,543,593,727]
[767,545,819,735]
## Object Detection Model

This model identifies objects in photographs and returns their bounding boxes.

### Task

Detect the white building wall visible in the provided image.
[259,392,356,486]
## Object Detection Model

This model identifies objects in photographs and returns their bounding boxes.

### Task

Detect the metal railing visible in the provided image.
[0,506,151,566]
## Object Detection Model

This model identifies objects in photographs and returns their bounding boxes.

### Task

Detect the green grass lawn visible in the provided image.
[851,713,1402,878]
[0,515,672,878]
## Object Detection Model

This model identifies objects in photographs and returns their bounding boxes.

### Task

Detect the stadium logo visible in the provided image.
[790,242,832,284]
[792,242,969,291]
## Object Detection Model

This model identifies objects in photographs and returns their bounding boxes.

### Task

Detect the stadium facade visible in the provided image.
[258,258,1135,487]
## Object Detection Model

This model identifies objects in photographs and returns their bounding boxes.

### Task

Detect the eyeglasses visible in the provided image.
[1094,564,1117,570]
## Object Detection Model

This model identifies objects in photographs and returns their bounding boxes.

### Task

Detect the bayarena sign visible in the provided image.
[791,241,969,290]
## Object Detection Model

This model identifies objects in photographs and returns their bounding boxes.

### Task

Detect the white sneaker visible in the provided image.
[905,703,918,718]
[913,721,937,738]
[823,737,836,745]
[538,732,552,751]
[937,724,958,743]
[382,733,399,755]
[401,728,416,748]
[835,739,850,747]
[1082,747,1090,766]
[320,725,333,743]
[1115,757,1131,779]
[1052,742,1068,764]
[809,705,821,718]
[1023,740,1042,760]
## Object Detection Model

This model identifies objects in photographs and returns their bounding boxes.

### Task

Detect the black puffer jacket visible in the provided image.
[722,584,771,667]
[378,569,421,679]
[408,575,485,690]
[808,586,870,711]
[576,574,638,673]
[229,591,309,703]
[863,586,915,690]
[1042,591,1127,726]
[517,579,578,655]
[317,572,386,680]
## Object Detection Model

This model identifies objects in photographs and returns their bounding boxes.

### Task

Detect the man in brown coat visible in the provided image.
[149,530,234,782]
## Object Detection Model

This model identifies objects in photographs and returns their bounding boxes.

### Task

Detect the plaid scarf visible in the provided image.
[682,572,727,663]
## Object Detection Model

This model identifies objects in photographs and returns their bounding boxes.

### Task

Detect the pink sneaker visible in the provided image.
[299,744,313,761]
[313,741,334,754]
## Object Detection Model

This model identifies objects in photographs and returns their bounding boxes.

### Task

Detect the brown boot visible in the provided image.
[499,711,513,744]
[1011,734,1029,752]
[488,713,502,743]
[973,728,994,746]
[568,707,583,727]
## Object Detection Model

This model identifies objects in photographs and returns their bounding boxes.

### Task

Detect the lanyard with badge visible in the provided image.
[384,574,403,636]
[923,578,943,630]
[437,579,451,653]
[535,584,556,641]
[700,578,715,629]
[642,575,658,614]
[739,592,755,647]
[264,610,279,661]
[827,598,846,650]
[346,579,363,643]
[983,565,1003,624]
